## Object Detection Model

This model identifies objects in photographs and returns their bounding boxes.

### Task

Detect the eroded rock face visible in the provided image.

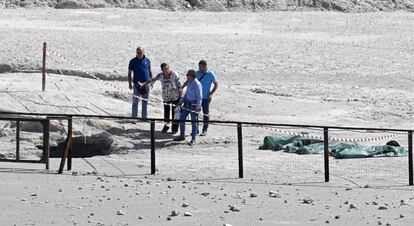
[0,0,413,12]
[0,64,13,73]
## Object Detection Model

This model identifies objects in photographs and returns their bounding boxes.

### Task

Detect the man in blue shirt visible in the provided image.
[128,47,153,119]
[173,70,202,146]
[196,60,219,136]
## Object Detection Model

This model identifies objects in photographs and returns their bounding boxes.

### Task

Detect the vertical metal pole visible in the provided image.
[42,42,47,92]
[408,131,413,186]
[43,120,50,170]
[323,127,329,182]
[237,123,243,178]
[67,117,73,171]
[150,121,156,174]
[16,120,20,161]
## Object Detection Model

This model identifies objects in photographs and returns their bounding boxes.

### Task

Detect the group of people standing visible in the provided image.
[128,47,219,145]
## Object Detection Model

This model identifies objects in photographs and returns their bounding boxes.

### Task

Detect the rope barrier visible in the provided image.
[256,125,404,143]
[46,48,207,117]
[42,46,405,144]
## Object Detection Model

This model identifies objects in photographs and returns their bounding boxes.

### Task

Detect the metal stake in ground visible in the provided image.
[42,42,47,92]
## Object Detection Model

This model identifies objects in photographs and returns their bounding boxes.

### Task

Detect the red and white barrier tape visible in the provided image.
[260,126,404,143]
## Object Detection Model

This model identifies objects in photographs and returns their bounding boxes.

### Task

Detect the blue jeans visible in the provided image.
[179,101,199,139]
[201,99,210,132]
[132,86,149,119]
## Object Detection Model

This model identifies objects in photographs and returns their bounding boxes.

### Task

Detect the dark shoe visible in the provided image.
[189,139,196,146]
[173,136,185,142]
[200,131,207,136]
[161,125,169,133]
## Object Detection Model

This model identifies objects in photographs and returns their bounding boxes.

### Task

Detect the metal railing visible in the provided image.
[0,110,413,186]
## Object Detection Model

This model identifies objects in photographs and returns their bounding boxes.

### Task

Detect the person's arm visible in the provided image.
[146,73,160,85]
[179,80,188,93]
[208,82,219,101]
[128,69,133,90]
[208,72,219,101]
[195,82,202,111]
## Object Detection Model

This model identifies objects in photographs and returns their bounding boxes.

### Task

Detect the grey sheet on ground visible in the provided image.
[260,135,408,158]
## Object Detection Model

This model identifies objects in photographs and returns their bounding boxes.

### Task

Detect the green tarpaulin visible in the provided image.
[259,135,408,158]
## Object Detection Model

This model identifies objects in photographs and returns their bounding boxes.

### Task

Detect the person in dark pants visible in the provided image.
[147,63,182,133]
[173,70,202,146]
[196,60,218,136]
[128,47,153,119]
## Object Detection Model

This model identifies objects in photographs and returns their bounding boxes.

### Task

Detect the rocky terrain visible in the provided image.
[1,0,414,12]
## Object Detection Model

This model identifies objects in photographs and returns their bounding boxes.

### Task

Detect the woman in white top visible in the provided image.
[148,63,182,133]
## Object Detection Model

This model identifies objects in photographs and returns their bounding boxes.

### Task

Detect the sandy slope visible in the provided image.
[1,8,414,226]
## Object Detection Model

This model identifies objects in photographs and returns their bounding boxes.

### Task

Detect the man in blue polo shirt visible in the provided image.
[128,47,153,119]
[196,60,219,136]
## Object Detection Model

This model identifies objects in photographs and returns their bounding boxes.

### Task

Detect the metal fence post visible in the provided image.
[408,131,413,186]
[43,120,50,170]
[150,121,156,175]
[67,117,73,171]
[237,123,243,178]
[16,120,20,161]
[323,127,329,182]
[42,42,47,92]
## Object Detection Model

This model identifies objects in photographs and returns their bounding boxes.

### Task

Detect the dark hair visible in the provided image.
[160,63,168,70]
[198,60,207,66]
[186,69,196,78]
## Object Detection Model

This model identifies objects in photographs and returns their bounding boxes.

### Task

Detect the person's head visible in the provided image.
[186,69,196,81]
[198,60,207,72]
[160,63,171,75]
[136,47,144,59]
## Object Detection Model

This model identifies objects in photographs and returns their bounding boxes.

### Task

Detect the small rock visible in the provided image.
[124,183,130,187]
[349,204,356,209]
[250,193,257,198]
[201,192,210,196]
[170,210,179,217]
[378,206,388,210]
[223,224,232,226]
[138,216,144,219]
[167,216,172,221]
[166,177,175,181]
[72,171,79,176]
[182,203,189,207]
[259,217,263,221]
[229,205,240,212]
[183,212,192,217]
[334,215,340,219]
[399,214,404,218]
[117,210,125,216]
[20,198,27,201]
[303,197,314,204]
[30,194,37,197]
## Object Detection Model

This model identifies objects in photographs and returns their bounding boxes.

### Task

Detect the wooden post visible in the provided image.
[150,121,156,174]
[16,120,20,161]
[42,42,47,92]
[43,120,50,170]
[237,123,243,178]
[323,128,329,182]
[67,117,73,171]
[59,118,73,174]
[408,131,413,186]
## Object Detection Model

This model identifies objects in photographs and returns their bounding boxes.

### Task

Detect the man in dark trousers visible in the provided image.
[128,47,153,119]
[174,70,202,146]
[196,60,218,136]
